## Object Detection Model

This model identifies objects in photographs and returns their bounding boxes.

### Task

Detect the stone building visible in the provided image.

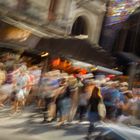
[0,0,107,44]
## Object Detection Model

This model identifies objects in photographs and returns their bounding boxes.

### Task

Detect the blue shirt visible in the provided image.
[101,87,122,106]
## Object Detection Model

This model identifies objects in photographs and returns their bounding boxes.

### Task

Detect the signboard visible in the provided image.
[0,26,31,42]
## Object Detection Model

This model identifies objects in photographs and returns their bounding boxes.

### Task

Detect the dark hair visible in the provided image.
[80,85,86,93]
[59,78,66,86]
[90,86,101,99]
[124,92,133,99]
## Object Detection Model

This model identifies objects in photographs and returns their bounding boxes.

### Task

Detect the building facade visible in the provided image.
[0,0,107,44]
[99,0,140,52]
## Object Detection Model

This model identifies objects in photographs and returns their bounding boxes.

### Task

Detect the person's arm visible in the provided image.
[87,94,92,108]
[122,101,132,114]
[97,86,103,98]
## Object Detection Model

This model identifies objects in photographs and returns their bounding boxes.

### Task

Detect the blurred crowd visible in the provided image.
[0,52,140,132]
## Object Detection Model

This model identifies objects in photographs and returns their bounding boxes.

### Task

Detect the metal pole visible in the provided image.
[128,62,137,90]
[38,53,50,85]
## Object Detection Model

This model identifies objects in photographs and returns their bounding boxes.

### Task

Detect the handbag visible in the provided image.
[98,98,106,119]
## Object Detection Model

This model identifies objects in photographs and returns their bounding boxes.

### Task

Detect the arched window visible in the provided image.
[71,16,88,36]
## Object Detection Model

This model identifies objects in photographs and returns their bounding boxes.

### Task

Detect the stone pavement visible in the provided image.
[0,106,87,140]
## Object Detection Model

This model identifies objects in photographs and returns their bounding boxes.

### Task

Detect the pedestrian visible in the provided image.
[55,78,71,127]
[42,76,60,123]
[103,81,122,121]
[0,63,7,107]
[68,76,79,122]
[86,85,102,139]
[12,64,29,113]
[77,85,88,122]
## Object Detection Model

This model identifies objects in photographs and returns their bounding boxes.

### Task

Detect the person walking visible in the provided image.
[12,64,29,113]
[77,85,88,122]
[86,85,102,139]
[0,63,6,107]
[55,78,71,127]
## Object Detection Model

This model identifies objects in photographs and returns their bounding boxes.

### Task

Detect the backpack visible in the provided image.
[98,98,106,119]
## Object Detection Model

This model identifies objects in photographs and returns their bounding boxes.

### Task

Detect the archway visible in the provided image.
[71,16,88,36]
[114,7,140,56]
[124,7,140,56]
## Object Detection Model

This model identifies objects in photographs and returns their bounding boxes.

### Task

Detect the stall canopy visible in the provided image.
[96,66,123,75]
[0,42,44,64]
[35,38,116,68]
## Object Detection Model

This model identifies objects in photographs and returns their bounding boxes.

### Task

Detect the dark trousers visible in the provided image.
[78,105,87,121]
[43,97,52,121]
[88,112,100,135]
[106,106,117,120]
[88,123,95,135]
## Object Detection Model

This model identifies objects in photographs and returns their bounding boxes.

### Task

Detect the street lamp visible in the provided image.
[41,52,50,73]
[41,52,49,57]
[37,51,49,110]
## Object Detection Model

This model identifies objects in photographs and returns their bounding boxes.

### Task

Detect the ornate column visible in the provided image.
[48,0,59,21]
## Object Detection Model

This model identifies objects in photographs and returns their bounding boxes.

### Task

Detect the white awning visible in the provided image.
[96,66,123,75]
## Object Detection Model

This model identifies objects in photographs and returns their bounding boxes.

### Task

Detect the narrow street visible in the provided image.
[0,107,87,140]
[0,1,140,140]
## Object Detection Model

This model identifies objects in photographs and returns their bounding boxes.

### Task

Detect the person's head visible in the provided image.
[84,79,95,86]
[119,82,129,91]
[59,78,67,87]
[124,91,133,100]
[0,63,5,71]
[68,77,78,89]
[114,81,120,88]
[109,81,118,89]
[19,64,28,75]
[91,86,101,99]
